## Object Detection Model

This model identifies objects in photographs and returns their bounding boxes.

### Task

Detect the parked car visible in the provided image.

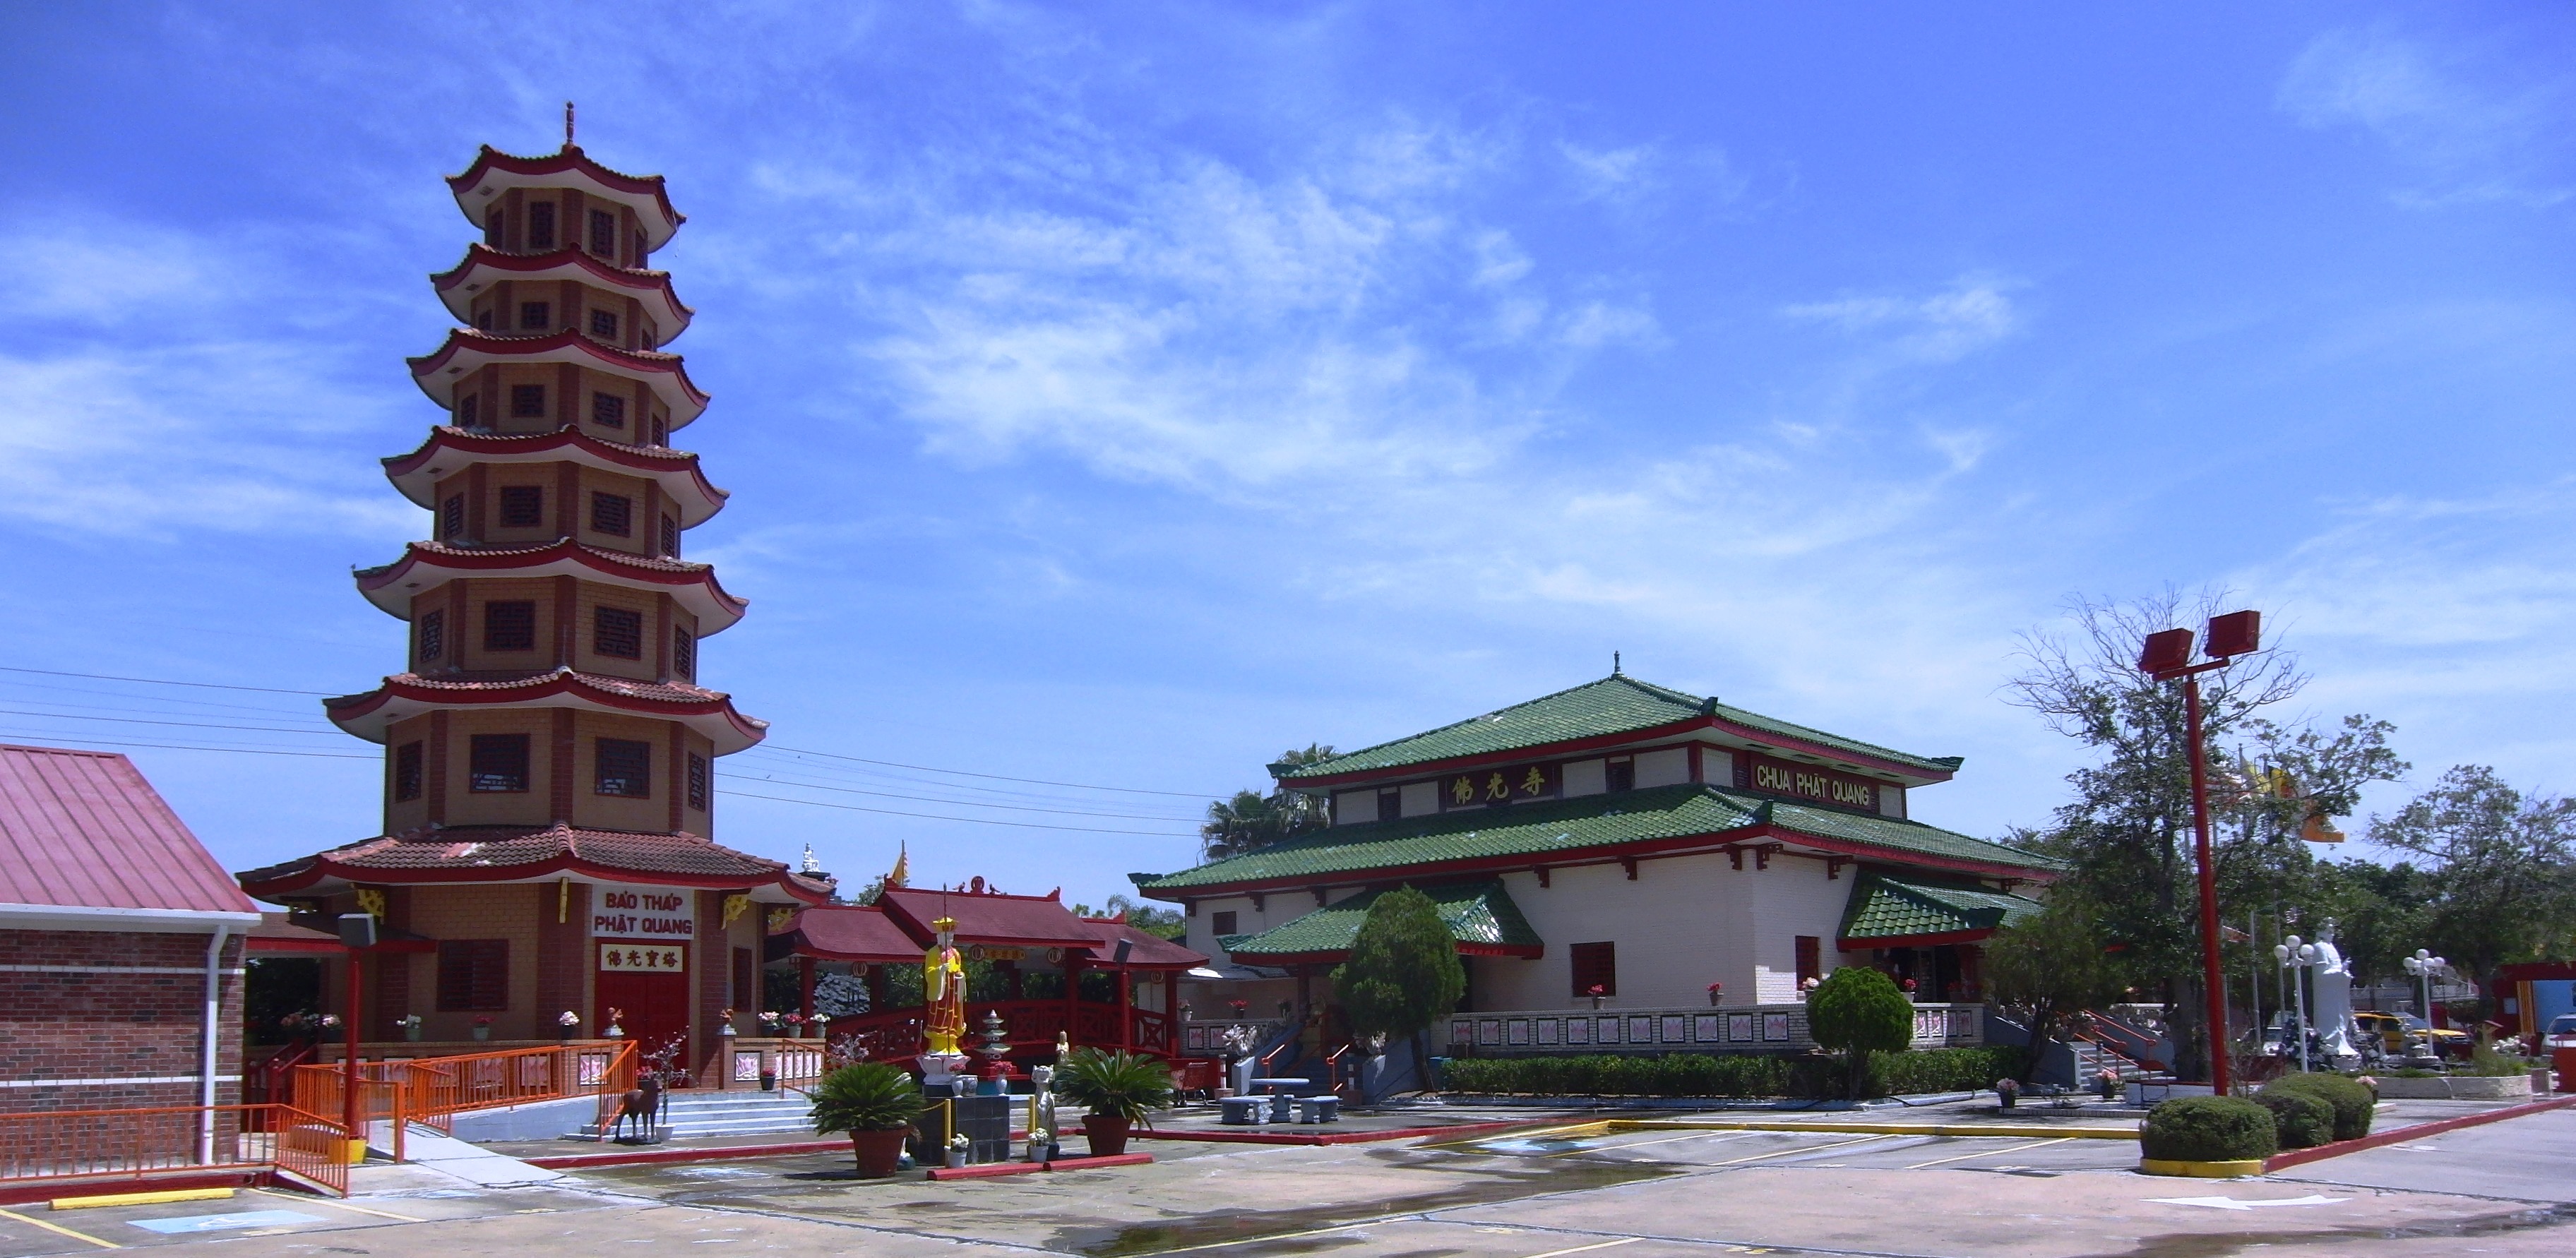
[2355,1011,2470,1058]
[2544,1013,2576,1051]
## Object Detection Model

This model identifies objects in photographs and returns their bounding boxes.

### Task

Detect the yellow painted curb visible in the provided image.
[2138,1157,2265,1178]
[1604,1119,2139,1141]
[51,1187,236,1211]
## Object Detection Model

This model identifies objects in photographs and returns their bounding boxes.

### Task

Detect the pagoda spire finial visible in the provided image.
[1613,650,1622,676]
[564,100,576,148]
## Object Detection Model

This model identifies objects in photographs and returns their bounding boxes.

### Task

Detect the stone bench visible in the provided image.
[1294,1096,1340,1124]
[1218,1096,1267,1125]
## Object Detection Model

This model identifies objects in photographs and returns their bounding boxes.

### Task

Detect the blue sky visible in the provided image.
[2,2,2570,906]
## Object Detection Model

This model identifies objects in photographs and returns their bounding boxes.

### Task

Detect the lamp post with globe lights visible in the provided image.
[2404,950,2447,1058]
[2274,936,2315,1072]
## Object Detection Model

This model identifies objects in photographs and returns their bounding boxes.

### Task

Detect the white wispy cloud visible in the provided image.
[2279,26,2572,208]
[1782,280,2023,364]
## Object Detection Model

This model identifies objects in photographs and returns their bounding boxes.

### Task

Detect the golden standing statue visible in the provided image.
[924,915,967,1056]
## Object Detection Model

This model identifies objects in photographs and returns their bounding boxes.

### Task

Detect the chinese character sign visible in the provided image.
[597,943,686,973]
[1443,760,1561,810]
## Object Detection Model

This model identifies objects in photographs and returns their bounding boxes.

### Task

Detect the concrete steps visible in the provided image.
[569,1088,818,1140]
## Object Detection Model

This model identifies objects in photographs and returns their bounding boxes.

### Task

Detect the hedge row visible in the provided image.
[1436,1047,2023,1100]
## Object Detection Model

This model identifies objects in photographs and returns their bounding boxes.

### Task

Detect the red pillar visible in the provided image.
[797,954,816,1026]
[1064,955,1084,1047]
[1115,964,1132,1053]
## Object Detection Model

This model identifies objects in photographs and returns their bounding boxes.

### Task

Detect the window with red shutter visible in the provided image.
[1570,941,1617,998]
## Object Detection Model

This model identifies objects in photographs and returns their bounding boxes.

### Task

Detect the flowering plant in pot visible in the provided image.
[806,1062,926,1178]
[394,1013,424,1042]
[717,1007,739,1038]
[561,1010,585,1039]
[1587,983,1606,1010]
[759,1010,782,1035]
[1705,982,1724,1007]
[470,1015,491,1041]
[1055,1048,1172,1157]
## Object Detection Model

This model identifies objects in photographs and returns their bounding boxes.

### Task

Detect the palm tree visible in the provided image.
[1198,745,1339,863]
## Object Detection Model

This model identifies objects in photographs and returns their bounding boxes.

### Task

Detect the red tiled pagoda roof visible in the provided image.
[235,822,832,901]
[0,744,261,922]
[780,901,1209,969]
[779,904,920,963]
[323,669,768,754]
[431,244,693,340]
[353,539,748,632]
[382,426,728,525]
[406,328,709,426]
[446,145,685,248]
[875,885,1105,950]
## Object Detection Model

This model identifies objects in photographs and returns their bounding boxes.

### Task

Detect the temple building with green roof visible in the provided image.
[1133,671,2057,1036]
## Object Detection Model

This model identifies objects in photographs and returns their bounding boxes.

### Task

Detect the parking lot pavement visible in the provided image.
[2273,1105,2576,1204]
[0,1168,621,1258]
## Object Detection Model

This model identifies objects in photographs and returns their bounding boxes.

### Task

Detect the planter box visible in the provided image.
[2369,1074,2533,1101]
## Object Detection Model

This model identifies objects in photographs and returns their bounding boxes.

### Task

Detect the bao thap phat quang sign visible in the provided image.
[1742,753,1880,812]
[591,882,697,939]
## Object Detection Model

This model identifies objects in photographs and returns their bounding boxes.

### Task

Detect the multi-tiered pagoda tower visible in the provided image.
[242,137,828,1063]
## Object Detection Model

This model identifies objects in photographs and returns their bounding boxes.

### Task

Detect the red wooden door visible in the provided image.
[597,942,691,1064]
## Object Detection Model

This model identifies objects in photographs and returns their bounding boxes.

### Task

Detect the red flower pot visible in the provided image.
[849,1127,911,1178]
[1081,1113,1133,1158]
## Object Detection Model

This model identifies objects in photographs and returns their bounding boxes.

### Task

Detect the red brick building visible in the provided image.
[0,745,262,1113]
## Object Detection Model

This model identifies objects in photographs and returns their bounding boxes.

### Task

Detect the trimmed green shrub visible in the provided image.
[2139,1096,2278,1163]
[1807,969,1915,1100]
[2260,1074,2374,1142]
[2255,1089,2335,1149]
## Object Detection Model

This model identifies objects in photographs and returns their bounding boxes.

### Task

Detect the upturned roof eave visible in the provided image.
[445,145,685,248]
[380,425,729,525]
[405,328,709,428]
[430,244,696,338]
[351,539,748,633]
[321,671,768,755]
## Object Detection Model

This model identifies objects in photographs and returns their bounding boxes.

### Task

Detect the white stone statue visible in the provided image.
[2308,918,2361,1070]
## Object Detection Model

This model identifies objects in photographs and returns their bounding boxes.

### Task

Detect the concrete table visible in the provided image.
[1251,1078,1306,1125]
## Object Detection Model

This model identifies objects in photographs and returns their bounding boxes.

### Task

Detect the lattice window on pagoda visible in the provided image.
[467,733,530,793]
[527,200,556,250]
[483,600,537,652]
[510,384,547,418]
[650,416,666,447]
[518,301,551,330]
[497,485,544,528]
[1570,941,1617,998]
[439,494,465,540]
[590,492,633,537]
[658,515,679,557]
[687,752,708,811]
[593,605,644,659]
[589,209,616,258]
[436,940,509,1011]
[475,308,492,330]
[458,393,479,428]
[417,609,444,663]
[589,308,619,340]
[595,738,652,798]
[592,392,626,429]
[484,210,503,248]
[672,627,696,680]
[392,741,424,802]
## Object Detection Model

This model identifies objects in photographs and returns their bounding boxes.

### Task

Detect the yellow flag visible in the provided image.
[888,842,909,888]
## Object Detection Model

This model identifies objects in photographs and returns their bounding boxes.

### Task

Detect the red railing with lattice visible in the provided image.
[0,1103,347,1197]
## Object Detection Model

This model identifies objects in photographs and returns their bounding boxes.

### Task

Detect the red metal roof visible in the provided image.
[0,744,260,914]
[1083,918,1208,970]
[876,885,1104,950]
[782,905,922,962]
[234,822,833,903]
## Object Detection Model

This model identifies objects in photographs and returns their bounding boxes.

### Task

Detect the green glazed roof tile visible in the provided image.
[1136,783,2058,893]
[1224,880,1541,959]
[1837,871,2046,941]
[1274,674,1960,780]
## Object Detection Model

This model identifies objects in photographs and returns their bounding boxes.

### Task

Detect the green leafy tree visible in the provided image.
[1981,889,2121,1082]
[1806,966,1914,1100]
[2369,766,2576,999]
[1198,745,1338,861]
[1330,886,1465,1077]
[2007,589,2403,1080]
[1070,894,1188,941]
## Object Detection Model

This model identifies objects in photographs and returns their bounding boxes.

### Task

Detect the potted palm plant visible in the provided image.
[807,1062,926,1177]
[1054,1048,1172,1157]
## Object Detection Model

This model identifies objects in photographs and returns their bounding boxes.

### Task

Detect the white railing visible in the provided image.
[1446,1002,1983,1055]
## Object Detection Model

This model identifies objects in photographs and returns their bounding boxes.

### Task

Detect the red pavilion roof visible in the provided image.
[324,669,768,754]
[354,539,748,633]
[383,426,729,526]
[446,145,685,250]
[236,822,830,903]
[407,328,710,429]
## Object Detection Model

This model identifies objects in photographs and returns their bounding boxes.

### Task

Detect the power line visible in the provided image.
[736,746,1205,810]
[759,743,1210,798]
[0,709,338,736]
[0,732,374,760]
[715,789,1196,837]
[726,769,1205,822]
[0,666,335,696]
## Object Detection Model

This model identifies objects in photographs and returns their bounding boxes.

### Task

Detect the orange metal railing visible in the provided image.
[0,1103,347,1197]
[289,1041,639,1152]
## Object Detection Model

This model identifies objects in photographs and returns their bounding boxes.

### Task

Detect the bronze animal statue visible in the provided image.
[612,1075,664,1142]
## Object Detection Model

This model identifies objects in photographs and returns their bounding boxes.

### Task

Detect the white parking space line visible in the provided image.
[1520,1238,1646,1258]
[1551,1131,1760,1156]
[1705,1133,1908,1166]
[1900,1138,2071,1170]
